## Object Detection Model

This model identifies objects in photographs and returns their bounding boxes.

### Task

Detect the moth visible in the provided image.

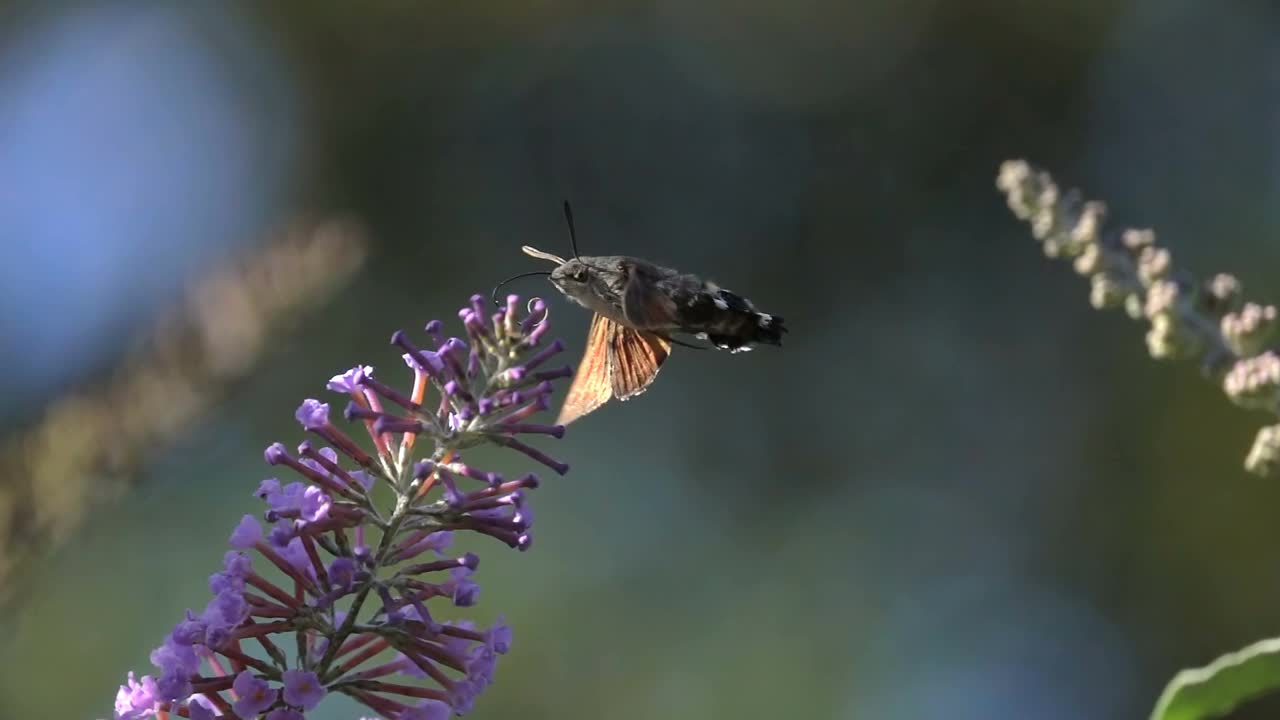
[495,202,787,425]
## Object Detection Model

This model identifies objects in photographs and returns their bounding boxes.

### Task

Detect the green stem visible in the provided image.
[316,491,411,680]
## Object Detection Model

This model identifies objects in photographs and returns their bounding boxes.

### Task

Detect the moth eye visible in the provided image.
[572,269,587,281]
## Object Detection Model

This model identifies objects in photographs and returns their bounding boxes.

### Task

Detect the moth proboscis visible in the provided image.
[495,202,787,426]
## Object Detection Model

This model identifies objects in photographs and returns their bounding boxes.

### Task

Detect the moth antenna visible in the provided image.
[563,200,582,260]
[521,245,567,265]
[491,270,552,307]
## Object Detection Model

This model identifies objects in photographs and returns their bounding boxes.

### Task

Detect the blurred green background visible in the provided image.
[4,1,1280,718]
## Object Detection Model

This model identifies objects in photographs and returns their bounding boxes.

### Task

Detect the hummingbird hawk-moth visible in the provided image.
[495,202,787,425]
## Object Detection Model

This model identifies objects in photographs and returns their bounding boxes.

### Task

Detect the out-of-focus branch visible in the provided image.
[0,218,368,605]
[997,160,1280,475]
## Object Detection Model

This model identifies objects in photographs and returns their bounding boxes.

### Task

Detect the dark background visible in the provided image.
[3,1,1280,718]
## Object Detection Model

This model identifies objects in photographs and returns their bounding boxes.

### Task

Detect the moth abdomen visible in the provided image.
[682,286,787,353]
[748,308,787,345]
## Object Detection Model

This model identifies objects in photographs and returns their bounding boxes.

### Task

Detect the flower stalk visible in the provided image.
[114,294,569,720]
[997,160,1280,475]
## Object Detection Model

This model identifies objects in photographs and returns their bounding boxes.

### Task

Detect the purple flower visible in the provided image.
[349,469,375,491]
[150,635,199,678]
[110,294,571,718]
[298,485,332,522]
[447,567,480,607]
[328,556,356,589]
[468,643,497,687]
[313,445,340,466]
[209,551,252,595]
[231,670,278,718]
[256,477,282,499]
[149,637,198,700]
[229,514,262,549]
[261,481,332,525]
[153,672,191,706]
[281,669,326,710]
[417,529,454,556]
[328,364,373,394]
[185,695,218,720]
[170,613,206,647]
[264,442,288,465]
[396,650,430,678]
[114,672,159,720]
[487,619,513,654]
[403,349,445,374]
[295,399,330,430]
[269,519,297,547]
[441,620,477,652]
[201,588,248,647]
[403,699,453,720]
[450,680,480,715]
[277,537,314,576]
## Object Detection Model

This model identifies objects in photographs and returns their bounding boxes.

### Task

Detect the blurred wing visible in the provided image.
[557,312,618,425]
[610,326,671,401]
[621,263,679,330]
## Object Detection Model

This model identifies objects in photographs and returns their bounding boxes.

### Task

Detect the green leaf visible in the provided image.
[1151,637,1280,720]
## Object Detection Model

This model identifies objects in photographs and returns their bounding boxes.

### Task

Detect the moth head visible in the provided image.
[490,203,594,308]
[548,258,592,296]
[518,245,588,302]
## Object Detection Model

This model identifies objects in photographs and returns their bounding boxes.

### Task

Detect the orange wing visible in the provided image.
[610,326,670,401]
[557,313,618,425]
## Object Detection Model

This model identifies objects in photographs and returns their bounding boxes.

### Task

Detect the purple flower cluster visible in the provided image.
[114,294,570,720]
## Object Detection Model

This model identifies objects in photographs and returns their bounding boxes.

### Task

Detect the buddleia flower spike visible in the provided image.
[112,293,570,720]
